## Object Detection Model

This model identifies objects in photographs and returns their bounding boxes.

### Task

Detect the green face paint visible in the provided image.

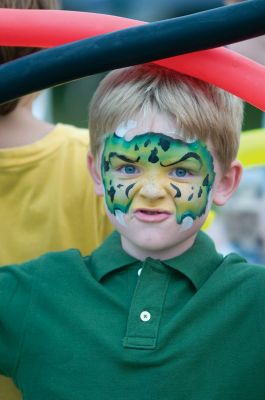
[101,132,215,226]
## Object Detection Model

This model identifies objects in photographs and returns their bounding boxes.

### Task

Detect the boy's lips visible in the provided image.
[134,208,172,222]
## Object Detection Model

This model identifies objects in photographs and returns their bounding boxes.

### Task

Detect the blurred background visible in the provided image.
[34,0,263,131]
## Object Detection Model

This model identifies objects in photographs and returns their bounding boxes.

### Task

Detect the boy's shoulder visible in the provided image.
[222,251,265,276]
[216,251,265,299]
[0,248,86,284]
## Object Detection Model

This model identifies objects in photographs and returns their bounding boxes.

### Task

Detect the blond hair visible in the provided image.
[0,0,60,115]
[89,64,243,171]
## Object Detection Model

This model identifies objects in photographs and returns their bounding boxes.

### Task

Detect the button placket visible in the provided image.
[123,258,171,350]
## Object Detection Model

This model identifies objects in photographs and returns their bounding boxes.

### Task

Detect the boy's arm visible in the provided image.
[0,264,33,377]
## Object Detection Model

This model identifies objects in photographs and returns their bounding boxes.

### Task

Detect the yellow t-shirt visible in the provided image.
[0,123,113,265]
[0,123,113,400]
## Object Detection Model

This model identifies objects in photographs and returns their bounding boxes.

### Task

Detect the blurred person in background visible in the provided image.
[207,166,265,265]
[0,1,113,399]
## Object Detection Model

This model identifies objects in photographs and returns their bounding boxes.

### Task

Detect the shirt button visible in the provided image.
[137,268,143,277]
[140,311,151,322]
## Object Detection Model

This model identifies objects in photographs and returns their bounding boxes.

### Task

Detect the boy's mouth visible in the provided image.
[134,208,172,222]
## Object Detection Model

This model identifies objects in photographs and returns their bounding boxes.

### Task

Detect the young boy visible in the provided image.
[1,64,265,400]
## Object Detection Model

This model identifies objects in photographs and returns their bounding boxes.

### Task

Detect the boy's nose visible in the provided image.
[139,180,167,200]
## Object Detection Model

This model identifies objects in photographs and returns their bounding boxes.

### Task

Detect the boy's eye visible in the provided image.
[118,165,139,175]
[170,168,189,178]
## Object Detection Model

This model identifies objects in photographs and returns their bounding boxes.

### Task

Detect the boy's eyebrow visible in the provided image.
[109,152,141,164]
[160,152,203,168]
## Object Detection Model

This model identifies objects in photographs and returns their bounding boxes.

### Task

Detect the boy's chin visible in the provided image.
[109,211,205,257]
[121,228,197,257]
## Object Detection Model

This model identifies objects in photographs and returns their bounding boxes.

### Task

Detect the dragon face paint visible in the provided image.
[101,132,215,228]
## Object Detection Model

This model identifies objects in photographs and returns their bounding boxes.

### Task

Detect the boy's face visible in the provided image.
[90,113,238,260]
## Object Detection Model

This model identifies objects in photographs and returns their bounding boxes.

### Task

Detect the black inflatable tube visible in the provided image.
[0,0,265,104]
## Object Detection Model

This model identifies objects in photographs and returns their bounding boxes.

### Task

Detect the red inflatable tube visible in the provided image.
[158,49,265,112]
[0,10,144,48]
[0,9,265,111]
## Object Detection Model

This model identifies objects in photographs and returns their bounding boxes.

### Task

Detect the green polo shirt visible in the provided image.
[0,231,265,400]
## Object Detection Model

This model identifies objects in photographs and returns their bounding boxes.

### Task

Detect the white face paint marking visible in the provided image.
[174,132,196,144]
[180,216,194,231]
[115,119,196,145]
[185,137,197,144]
[115,209,127,227]
[115,120,137,138]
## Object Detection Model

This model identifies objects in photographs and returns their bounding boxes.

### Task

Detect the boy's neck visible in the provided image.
[121,232,197,261]
[0,103,54,148]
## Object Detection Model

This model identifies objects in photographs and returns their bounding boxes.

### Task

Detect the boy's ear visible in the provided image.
[87,152,105,196]
[212,160,243,206]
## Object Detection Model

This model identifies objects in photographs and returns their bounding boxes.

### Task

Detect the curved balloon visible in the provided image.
[0,10,144,47]
[1,1,265,109]
[0,1,265,49]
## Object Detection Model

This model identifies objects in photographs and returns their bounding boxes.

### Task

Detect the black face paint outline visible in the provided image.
[125,183,136,198]
[108,152,141,165]
[170,183,182,198]
[148,147,159,163]
[107,186,116,203]
[160,152,203,169]
[158,136,171,152]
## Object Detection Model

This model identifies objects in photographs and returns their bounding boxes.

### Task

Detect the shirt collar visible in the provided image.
[88,230,223,289]
[162,231,223,290]
[88,231,137,282]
